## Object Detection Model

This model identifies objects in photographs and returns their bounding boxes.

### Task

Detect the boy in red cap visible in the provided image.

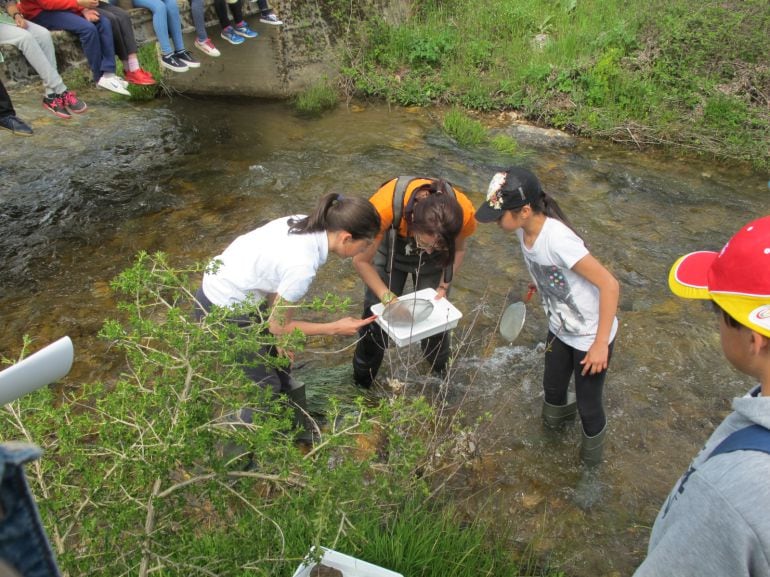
[633,215,770,576]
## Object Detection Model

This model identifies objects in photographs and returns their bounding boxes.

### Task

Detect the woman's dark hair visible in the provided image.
[288,193,381,240]
[410,192,464,267]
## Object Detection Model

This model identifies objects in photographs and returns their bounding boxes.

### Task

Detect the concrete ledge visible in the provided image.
[0,0,396,97]
[0,0,258,86]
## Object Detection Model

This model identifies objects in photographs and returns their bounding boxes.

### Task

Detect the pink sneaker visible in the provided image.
[194,38,221,57]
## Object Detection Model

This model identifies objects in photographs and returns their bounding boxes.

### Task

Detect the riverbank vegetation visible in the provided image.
[330,0,769,170]
[1,253,557,577]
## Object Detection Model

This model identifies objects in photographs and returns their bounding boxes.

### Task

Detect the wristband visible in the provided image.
[381,291,397,305]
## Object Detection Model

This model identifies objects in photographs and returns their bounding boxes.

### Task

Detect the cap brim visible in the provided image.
[475,203,502,223]
[668,251,718,300]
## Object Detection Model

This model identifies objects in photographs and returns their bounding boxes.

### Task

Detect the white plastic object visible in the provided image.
[0,336,73,405]
[292,546,403,577]
[500,301,526,342]
[370,288,463,348]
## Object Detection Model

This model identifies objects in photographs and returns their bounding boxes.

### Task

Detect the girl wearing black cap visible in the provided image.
[476,167,620,467]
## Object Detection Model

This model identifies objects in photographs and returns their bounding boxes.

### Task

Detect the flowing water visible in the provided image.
[1,89,768,576]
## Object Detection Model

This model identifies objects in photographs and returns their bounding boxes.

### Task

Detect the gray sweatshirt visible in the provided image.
[633,386,770,576]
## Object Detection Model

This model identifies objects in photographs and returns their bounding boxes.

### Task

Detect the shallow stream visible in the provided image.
[1,87,767,576]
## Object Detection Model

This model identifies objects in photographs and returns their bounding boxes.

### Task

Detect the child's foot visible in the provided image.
[233,21,258,38]
[42,94,72,119]
[0,114,33,136]
[259,11,282,25]
[124,69,157,86]
[220,26,245,45]
[160,53,189,72]
[60,90,87,114]
[173,49,201,69]
[97,74,131,95]
[194,38,221,57]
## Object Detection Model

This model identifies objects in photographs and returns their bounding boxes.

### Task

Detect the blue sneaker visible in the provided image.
[220,26,245,45]
[233,21,258,38]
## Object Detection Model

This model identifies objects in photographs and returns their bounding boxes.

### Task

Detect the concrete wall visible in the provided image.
[0,0,344,98]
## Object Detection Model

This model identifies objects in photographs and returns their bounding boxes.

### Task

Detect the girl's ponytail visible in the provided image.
[289,193,381,239]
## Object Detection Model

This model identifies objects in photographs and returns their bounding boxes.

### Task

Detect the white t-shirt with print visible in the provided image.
[517,217,618,351]
[202,216,328,307]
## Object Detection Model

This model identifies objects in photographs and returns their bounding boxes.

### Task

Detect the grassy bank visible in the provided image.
[333,0,769,170]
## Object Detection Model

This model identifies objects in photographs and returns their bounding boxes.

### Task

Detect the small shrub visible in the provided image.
[443,108,488,147]
[491,134,519,155]
[294,78,339,115]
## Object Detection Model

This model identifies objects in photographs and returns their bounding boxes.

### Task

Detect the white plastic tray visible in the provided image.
[370,288,463,347]
[292,546,403,577]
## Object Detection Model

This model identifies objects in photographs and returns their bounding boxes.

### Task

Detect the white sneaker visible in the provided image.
[97,75,131,96]
[194,38,221,57]
[259,12,283,25]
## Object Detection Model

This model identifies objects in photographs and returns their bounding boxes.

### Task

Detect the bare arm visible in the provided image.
[436,236,467,299]
[267,296,376,337]
[571,254,619,375]
[352,232,393,302]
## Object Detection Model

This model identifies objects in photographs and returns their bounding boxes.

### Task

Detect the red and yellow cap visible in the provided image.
[668,215,770,338]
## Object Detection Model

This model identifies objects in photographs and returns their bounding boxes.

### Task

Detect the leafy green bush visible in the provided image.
[0,252,529,577]
[294,78,339,115]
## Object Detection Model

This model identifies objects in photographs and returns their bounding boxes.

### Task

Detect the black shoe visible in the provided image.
[0,114,33,136]
[42,94,71,119]
[174,48,201,68]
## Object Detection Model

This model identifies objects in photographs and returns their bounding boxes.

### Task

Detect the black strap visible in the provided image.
[384,176,457,284]
[707,424,770,460]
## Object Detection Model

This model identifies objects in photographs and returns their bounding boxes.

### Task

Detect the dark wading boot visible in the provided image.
[579,423,607,467]
[574,424,608,509]
[287,382,317,446]
[541,392,577,431]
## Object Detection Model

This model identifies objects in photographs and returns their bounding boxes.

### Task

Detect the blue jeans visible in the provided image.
[189,0,207,41]
[31,10,115,81]
[124,0,184,55]
[0,442,60,577]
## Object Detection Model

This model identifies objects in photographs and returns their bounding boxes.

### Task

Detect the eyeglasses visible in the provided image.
[414,233,444,252]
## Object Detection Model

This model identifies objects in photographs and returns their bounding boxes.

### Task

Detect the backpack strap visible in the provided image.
[707,424,770,461]
[384,176,459,285]
[384,176,417,274]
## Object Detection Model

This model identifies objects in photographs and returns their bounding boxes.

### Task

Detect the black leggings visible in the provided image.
[542,331,614,437]
[95,4,137,61]
[194,287,291,396]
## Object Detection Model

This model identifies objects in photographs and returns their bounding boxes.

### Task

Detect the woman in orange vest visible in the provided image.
[352,176,477,388]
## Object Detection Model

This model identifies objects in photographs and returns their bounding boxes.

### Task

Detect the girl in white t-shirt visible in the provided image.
[195,193,381,444]
[475,167,620,467]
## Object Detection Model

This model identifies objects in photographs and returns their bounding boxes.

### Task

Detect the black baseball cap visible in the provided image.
[475,167,544,223]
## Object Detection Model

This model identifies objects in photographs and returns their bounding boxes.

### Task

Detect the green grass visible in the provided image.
[340,0,770,169]
[294,78,339,115]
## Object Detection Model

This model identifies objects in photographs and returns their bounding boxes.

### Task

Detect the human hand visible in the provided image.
[77,0,99,9]
[333,315,377,336]
[82,7,100,20]
[276,347,295,363]
[13,13,28,28]
[434,284,449,300]
[580,342,609,376]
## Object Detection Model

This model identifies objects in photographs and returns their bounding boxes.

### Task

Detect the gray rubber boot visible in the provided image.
[541,392,577,430]
[287,382,317,446]
[579,424,607,467]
